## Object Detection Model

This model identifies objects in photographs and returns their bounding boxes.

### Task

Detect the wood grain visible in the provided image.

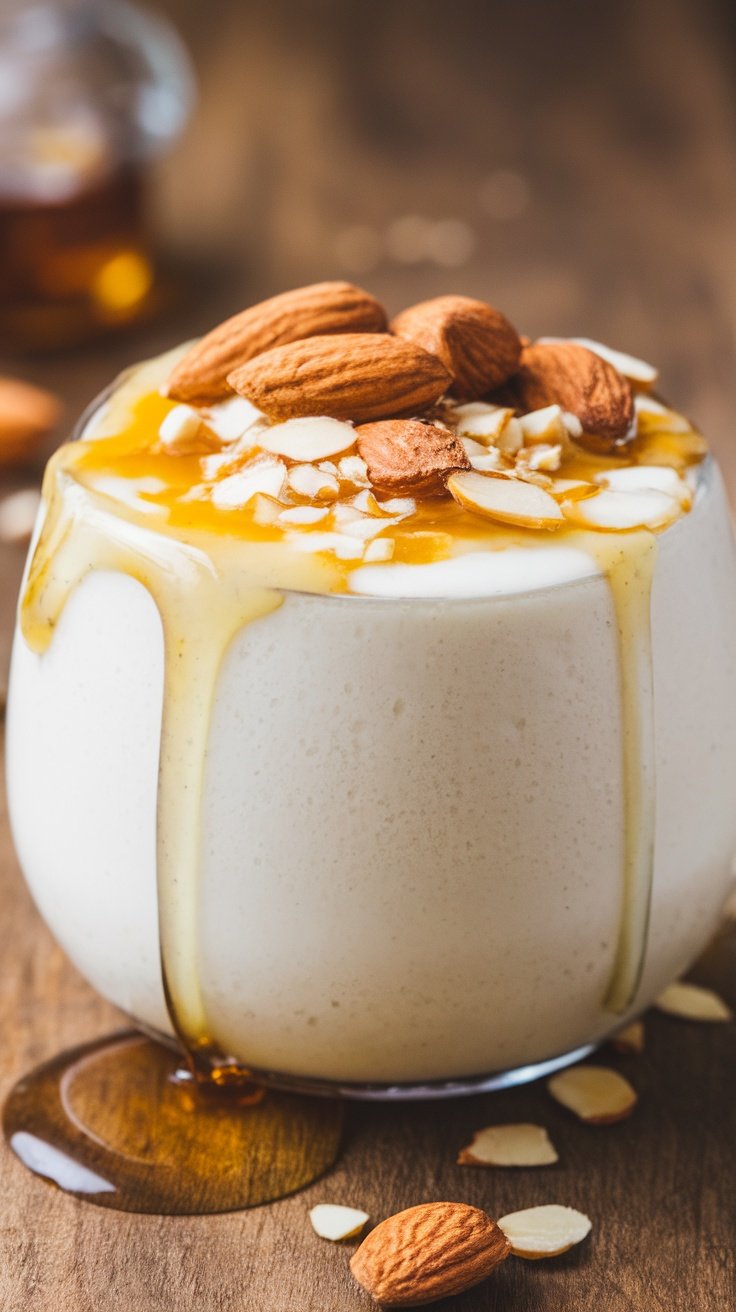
[1,0,736,1306]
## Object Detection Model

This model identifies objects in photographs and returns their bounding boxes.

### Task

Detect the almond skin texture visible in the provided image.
[228,334,451,424]
[0,377,61,468]
[357,419,470,496]
[391,295,521,400]
[349,1202,510,1307]
[167,282,387,405]
[512,341,634,451]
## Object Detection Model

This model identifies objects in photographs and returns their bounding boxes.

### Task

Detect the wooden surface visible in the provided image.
[2,0,736,1307]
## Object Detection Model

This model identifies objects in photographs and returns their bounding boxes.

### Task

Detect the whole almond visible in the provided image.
[391,295,521,399]
[357,419,469,496]
[349,1201,510,1306]
[228,334,451,423]
[512,341,634,451]
[167,281,387,405]
[0,377,61,468]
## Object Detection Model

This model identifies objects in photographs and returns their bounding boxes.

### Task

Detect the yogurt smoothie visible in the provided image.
[7,285,736,1091]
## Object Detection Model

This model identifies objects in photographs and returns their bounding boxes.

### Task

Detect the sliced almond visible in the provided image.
[519,404,568,445]
[548,477,597,502]
[634,393,692,433]
[391,294,521,398]
[337,454,370,487]
[498,1204,592,1259]
[290,530,365,560]
[453,402,517,443]
[287,463,340,501]
[363,538,395,562]
[458,1123,558,1168]
[597,465,691,507]
[562,487,679,531]
[357,418,469,496]
[167,281,387,404]
[159,404,222,455]
[278,506,329,525]
[495,415,524,454]
[609,1020,645,1054]
[547,1064,637,1124]
[517,443,562,472]
[205,395,264,444]
[258,416,355,462]
[447,470,564,530]
[540,336,658,387]
[470,451,504,472]
[210,457,286,509]
[377,496,416,516]
[461,436,489,457]
[229,333,451,424]
[655,981,733,1022]
[309,1203,369,1242]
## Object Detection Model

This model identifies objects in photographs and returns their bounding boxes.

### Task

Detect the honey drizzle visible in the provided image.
[579,531,658,1011]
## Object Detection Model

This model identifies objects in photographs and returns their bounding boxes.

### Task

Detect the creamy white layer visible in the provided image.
[7,460,736,1083]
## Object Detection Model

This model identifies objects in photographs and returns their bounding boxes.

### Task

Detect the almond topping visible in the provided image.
[562,487,679,531]
[539,336,658,387]
[547,1064,637,1124]
[167,281,387,404]
[0,376,61,468]
[357,419,469,496]
[609,1020,645,1054]
[349,1202,510,1306]
[159,404,222,455]
[258,416,356,461]
[513,341,634,451]
[447,470,564,529]
[498,1204,592,1260]
[458,1123,558,1168]
[210,457,286,509]
[391,295,521,399]
[287,463,340,501]
[309,1203,369,1242]
[655,981,733,1022]
[229,333,451,424]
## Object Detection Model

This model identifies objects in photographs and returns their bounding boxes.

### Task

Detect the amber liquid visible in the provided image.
[0,168,157,352]
[3,1033,343,1214]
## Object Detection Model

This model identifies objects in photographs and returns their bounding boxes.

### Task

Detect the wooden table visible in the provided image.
[2,0,736,1306]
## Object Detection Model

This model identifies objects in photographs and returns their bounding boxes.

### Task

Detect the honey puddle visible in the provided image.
[3,379,665,1211]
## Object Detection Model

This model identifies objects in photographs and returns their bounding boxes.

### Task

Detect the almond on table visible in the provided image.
[458,1122,558,1167]
[547,1065,638,1124]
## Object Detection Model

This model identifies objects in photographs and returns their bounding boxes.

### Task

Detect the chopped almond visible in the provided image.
[609,1020,645,1054]
[655,981,733,1022]
[498,1204,592,1259]
[309,1203,369,1242]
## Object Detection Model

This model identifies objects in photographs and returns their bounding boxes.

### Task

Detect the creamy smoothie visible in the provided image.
[7,285,736,1091]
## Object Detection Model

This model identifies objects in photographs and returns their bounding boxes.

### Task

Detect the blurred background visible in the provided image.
[0,0,735,689]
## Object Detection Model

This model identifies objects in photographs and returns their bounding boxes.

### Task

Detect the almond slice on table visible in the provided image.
[258,416,356,461]
[609,1019,645,1054]
[229,333,451,424]
[357,418,469,496]
[0,376,61,468]
[458,1123,558,1168]
[513,342,634,452]
[391,295,522,399]
[167,281,387,404]
[349,1202,510,1306]
[547,1065,637,1124]
[562,487,680,531]
[447,470,564,529]
[539,336,658,388]
[497,1204,592,1260]
[309,1203,369,1242]
[655,981,733,1022]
